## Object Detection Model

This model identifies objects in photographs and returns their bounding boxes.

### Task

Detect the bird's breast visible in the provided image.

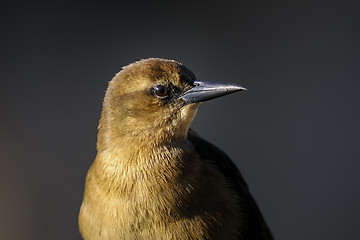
[79,145,241,240]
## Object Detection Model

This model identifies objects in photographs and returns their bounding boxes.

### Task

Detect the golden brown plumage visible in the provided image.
[78,58,273,240]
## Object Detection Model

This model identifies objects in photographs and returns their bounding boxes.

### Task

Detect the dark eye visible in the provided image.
[154,85,169,97]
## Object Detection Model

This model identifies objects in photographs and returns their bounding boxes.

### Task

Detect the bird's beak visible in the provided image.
[179,81,246,105]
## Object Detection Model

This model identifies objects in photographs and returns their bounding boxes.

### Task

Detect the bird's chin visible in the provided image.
[180,103,199,126]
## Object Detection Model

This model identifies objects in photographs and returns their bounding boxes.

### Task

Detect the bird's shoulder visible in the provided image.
[187,129,249,194]
[187,129,274,240]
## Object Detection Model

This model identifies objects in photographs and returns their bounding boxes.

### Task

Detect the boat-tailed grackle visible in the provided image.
[79,58,274,240]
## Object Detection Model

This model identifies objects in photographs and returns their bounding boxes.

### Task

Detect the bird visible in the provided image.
[78,58,274,240]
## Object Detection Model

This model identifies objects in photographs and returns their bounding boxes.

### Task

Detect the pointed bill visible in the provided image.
[179,81,246,104]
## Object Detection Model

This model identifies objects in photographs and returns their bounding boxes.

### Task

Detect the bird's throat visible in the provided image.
[96,103,199,152]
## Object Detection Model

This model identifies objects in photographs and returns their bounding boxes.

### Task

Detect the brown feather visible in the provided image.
[79,58,272,240]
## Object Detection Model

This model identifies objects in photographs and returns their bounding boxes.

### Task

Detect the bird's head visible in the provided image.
[98,58,245,150]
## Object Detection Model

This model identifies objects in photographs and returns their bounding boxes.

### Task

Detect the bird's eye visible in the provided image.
[154,85,169,97]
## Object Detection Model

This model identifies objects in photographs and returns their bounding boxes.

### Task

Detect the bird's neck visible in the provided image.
[95,138,191,172]
[97,127,188,154]
[97,117,189,154]
[96,101,198,153]
[90,138,199,207]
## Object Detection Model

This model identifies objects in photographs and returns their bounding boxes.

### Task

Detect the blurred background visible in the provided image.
[1,1,360,239]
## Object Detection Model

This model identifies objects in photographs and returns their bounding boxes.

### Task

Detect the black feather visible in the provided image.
[188,129,274,240]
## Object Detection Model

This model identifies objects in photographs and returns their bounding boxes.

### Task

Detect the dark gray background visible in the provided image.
[1,1,359,240]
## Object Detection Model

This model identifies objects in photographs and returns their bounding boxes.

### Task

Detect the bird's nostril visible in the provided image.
[193,81,201,86]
